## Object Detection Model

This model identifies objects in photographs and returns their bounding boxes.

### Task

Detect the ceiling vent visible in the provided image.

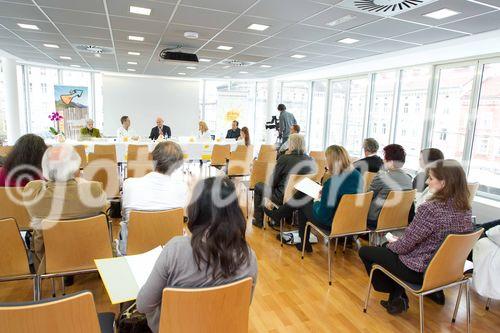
[220,59,255,67]
[338,0,440,17]
[74,45,114,54]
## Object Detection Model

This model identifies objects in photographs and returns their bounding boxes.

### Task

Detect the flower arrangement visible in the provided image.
[48,111,64,136]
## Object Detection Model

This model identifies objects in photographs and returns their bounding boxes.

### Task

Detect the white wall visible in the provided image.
[102,74,199,137]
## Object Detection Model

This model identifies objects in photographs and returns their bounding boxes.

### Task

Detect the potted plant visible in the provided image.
[49,111,65,142]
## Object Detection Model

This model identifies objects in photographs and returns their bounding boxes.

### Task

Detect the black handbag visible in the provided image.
[107,199,122,219]
[116,302,152,333]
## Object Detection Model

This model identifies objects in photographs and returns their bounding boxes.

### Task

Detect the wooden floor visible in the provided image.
[1,213,499,332]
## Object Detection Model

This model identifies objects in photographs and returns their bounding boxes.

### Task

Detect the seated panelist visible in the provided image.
[149,117,171,140]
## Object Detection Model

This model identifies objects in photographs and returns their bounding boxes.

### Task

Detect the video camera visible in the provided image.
[265,116,279,130]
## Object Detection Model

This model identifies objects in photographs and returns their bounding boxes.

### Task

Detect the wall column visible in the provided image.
[1,57,21,144]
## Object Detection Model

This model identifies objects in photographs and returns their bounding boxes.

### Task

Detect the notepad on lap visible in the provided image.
[95,246,162,304]
[294,177,322,200]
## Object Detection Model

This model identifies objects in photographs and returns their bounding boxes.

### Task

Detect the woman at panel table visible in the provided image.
[198,121,211,140]
[0,134,47,187]
[237,126,251,146]
[137,176,258,333]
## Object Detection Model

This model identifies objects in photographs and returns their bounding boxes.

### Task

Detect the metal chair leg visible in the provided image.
[61,277,66,296]
[419,294,425,333]
[364,268,374,312]
[301,224,308,259]
[328,239,332,286]
[466,282,471,333]
[280,218,283,247]
[36,276,42,301]
[51,278,56,297]
[452,284,463,323]
[486,297,492,311]
[343,237,347,253]
[32,277,37,301]
[334,238,338,253]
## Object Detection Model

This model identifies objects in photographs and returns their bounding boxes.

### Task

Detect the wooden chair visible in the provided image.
[363,171,377,192]
[93,144,116,158]
[127,160,154,179]
[0,218,37,300]
[209,144,231,173]
[245,161,276,226]
[159,277,253,333]
[0,145,12,158]
[0,187,32,230]
[228,146,254,178]
[364,229,483,333]
[467,182,479,205]
[302,192,374,285]
[83,155,120,198]
[127,209,184,255]
[257,145,276,162]
[309,151,326,161]
[0,291,115,333]
[38,215,113,299]
[370,190,416,243]
[73,145,88,169]
[127,145,150,162]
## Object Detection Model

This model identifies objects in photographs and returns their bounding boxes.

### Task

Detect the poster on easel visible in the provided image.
[54,85,89,139]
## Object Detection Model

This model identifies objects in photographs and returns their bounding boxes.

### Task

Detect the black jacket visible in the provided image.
[353,155,383,174]
[149,125,171,140]
[271,151,316,204]
[225,128,240,139]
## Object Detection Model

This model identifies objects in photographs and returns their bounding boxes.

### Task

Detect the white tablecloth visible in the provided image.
[46,139,239,163]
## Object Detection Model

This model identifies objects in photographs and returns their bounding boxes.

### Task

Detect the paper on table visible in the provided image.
[125,246,163,289]
[294,177,322,200]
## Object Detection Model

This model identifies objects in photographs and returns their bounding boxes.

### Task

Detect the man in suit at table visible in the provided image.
[225,120,241,139]
[149,117,171,140]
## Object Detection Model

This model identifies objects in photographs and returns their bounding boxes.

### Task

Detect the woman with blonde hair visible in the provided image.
[265,145,362,252]
[198,121,211,140]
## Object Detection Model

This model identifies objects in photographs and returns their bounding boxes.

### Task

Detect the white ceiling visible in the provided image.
[0,0,499,79]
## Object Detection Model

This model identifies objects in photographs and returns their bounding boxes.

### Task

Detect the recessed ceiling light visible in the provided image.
[239,71,248,74]
[338,37,359,44]
[224,76,230,79]
[128,51,141,56]
[70,65,80,68]
[59,56,72,60]
[94,53,101,58]
[186,66,197,70]
[17,23,39,30]
[260,65,272,68]
[291,54,306,59]
[43,44,59,48]
[127,68,136,72]
[199,58,211,62]
[423,8,460,20]
[128,35,144,42]
[222,65,230,69]
[247,23,270,31]
[178,72,186,75]
[326,14,356,27]
[184,31,199,39]
[217,45,233,51]
[127,61,138,65]
[130,6,151,16]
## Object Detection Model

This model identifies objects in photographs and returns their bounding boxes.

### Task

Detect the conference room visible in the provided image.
[1,0,500,332]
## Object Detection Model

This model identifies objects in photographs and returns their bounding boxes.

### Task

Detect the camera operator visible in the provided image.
[277,104,296,149]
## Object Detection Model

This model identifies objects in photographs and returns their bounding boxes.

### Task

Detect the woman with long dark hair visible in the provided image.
[0,134,47,187]
[137,176,258,333]
[238,126,251,146]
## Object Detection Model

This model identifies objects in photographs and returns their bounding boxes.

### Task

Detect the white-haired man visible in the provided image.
[80,118,101,139]
[23,144,107,273]
[149,117,171,140]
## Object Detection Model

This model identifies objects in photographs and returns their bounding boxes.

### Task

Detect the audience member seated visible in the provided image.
[472,225,500,302]
[367,144,413,229]
[359,159,473,314]
[23,144,107,272]
[252,134,316,229]
[353,138,383,174]
[0,134,47,187]
[117,115,138,140]
[278,124,300,156]
[79,118,101,139]
[413,148,444,192]
[264,145,362,252]
[118,141,188,255]
[225,120,241,139]
[198,121,211,140]
[149,117,171,140]
[137,176,258,333]
[238,126,251,146]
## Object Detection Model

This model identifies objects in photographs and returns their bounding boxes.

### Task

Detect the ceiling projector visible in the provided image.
[159,49,199,63]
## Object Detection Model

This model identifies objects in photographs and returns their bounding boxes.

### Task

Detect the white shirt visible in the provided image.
[116,126,135,139]
[198,131,212,141]
[118,170,189,254]
[472,226,500,299]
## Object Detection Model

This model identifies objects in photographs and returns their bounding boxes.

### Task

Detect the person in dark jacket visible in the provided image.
[353,138,383,174]
[413,148,444,192]
[225,120,241,139]
[252,134,316,229]
[149,117,171,140]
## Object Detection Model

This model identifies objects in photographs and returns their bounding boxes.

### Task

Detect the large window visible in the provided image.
[368,71,397,149]
[309,80,327,150]
[327,80,348,146]
[255,82,268,144]
[469,62,500,196]
[281,81,310,135]
[394,67,431,170]
[0,60,6,144]
[430,64,476,163]
[345,78,369,157]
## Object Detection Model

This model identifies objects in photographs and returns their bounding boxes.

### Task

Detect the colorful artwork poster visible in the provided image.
[54,85,89,139]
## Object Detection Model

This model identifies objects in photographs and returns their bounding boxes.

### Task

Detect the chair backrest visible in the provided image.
[249,161,276,190]
[331,192,374,236]
[257,145,276,160]
[363,172,377,192]
[421,229,483,292]
[73,145,87,169]
[467,182,479,205]
[82,157,120,198]
[93,144,116,157]
[309,151,326,161]
[127,209,184,255]
[283,174,313,204]
[0,218,31,278]
[159,277,252,333]
[312,159,326,184]
[210,145,230,166]
[228,146,254,177]
[376,190,416,231]
[42,215,113,274]
[0,291,102,333]
[127,145,150,162]
[0,145,13,158]
[127,160,154,179]
[87,152,115,164]
[0,187,32,230]
[257,150,277,163]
